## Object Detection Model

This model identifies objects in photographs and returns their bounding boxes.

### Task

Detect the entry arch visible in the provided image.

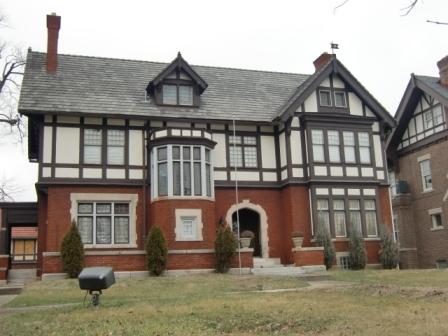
[225,199,269,258]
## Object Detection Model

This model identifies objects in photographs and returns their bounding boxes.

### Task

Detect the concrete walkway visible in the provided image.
[0,295,17,307]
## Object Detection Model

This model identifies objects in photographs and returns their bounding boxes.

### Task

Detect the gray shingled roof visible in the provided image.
[415,75,448,105]
[19,52,310,123]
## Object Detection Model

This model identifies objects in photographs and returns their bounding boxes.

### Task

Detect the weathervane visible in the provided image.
[330,42,339,54]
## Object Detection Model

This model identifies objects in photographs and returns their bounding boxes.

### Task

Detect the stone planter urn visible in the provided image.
[292,231,304,248]
[240,230,254,248]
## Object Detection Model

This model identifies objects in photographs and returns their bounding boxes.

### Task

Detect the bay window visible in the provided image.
[316,199,330,233]
[152,145,213,198]
[364,200,378,237]
[311,130,325,162]
[343,131,356,163]
[333,199,346,237]
[348,200,362,235]
[328,131,341,163]
[358,132,371,164]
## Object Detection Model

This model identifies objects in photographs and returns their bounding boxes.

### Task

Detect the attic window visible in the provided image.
[162,84,193,106]
[334,91,347,108]
[319,90,332,107]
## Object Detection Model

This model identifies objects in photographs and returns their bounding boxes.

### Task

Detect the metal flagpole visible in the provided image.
[232,113,242,275]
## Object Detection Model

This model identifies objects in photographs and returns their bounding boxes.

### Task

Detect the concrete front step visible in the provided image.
[7,269,37,284]
[253,258,282,268]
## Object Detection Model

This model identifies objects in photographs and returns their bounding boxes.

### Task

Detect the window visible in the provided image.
[107,130,125,165]
[389,171,397,196]
[317,199,330,233]
[431,213,443,228]
[349,200,362,235]
[162,84,193,106]
[175,209,203,241]
[319,90,332,106]
[12,239,37,261]
[311,130,325,162]
[343,131,356,163]
[364,200,378,237]
[229,135,258,168]
[392,214,399,243]
[419,159,432,191]
[339,256,350,270]
[84,129,102,164]
[424,110,434,130]
[152,145,213,198]
[334,91,347,108]
[333,200,347,237]
[327,131,341,163]
[77,202,130,245]
[433,105,444,126]
[358,132,371,164]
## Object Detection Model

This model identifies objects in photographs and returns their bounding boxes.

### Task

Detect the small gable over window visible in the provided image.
[146,52,207,107]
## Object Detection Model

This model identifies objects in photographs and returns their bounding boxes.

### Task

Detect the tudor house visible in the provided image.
[17,14,394,278]
[386,55,448,269]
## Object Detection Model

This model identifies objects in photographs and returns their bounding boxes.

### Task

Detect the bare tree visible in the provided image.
[0,176,23,201]
[0,13,26,141]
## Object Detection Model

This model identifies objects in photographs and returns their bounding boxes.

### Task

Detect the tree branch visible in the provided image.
[401,0,419,16]
[427,20,448,25]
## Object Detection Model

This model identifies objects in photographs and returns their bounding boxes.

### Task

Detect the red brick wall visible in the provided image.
[333,240,381,264]
[149,199,216,250]
[37,191,48,277]
[0,255,8,280]
[293,249,324,266]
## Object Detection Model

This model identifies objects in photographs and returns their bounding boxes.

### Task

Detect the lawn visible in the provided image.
[1,270,448,335]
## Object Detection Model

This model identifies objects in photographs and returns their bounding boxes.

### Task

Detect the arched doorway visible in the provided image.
[232,209,261,257]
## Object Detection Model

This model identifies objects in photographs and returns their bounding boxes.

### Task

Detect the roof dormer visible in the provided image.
[146,52,207,107]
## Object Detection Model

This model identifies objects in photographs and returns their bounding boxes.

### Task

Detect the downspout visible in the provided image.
[142,121,149,246]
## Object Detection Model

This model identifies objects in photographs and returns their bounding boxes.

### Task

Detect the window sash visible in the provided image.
[334,91,347,107]
[419,160,432,190]
[179,86,193,106]
[319,90,332,106]
[107,130,125,165]
[77,202,130,245]
[312,130,325,162]
[163,84,177,105]
[358,132,371,164]
[229,135,258,168]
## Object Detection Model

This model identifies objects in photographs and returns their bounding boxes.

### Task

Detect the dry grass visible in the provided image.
[2,270,448,335]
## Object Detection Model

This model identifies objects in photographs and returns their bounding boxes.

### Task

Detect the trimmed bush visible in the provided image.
[348,229,367,270]
[379,224,399,269]
[60,220,85,278]
[315,225,335,270]
[215,226,237,273]
[145,226,168,276]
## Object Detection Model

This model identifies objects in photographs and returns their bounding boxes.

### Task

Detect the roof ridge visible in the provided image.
[29,50,310,76]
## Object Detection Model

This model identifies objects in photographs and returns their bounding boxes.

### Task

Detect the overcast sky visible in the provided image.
[1,0,447,201]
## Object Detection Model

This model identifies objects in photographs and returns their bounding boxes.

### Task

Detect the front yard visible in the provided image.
[2,270,448,335]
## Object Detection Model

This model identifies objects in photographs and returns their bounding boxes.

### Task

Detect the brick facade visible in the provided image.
[35,183,389,276]
[392,139,448,268]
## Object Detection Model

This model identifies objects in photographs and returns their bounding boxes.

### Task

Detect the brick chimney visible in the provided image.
[313,52,334,72]
[437,55,448,87]
[46,13,61,73]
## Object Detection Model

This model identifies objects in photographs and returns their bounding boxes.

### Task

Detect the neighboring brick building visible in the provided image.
[18,14,395,279]
[387,55,448,269]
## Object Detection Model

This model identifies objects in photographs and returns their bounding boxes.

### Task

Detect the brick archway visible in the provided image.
[225,199,269,258]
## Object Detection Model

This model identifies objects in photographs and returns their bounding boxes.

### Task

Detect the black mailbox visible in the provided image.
[78,267,115,291]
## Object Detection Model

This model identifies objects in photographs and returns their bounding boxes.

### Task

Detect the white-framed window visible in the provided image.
[333,199,347,237]
[392,214,399,243]
[424,110,434,130]
[348,199,362,235]
[175,209,203,241]
[162,84,193,106]
[419,159,432,191]
[107,130,125,165]
[77,202,130,245]
[316,199,330,233]
[311,130,325,162]
[319,90,332,107]
[433,105,444,126]
[229,135,258,168]
[428,208,443,230]
[343,131,356,163]
[389,171,397,196]
[327,130,341,163]
[364,199,378,237]
[152,145,213,199]
[334,91,347,108]
[358,132,371,164]
[84,129,102,164]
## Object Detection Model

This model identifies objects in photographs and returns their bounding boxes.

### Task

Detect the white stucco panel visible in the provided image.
[55,167,79,178]
[373,135,384,168]
[83,168,102,179]
[261,135,277,169]
[56,127,80,164]
[129,130,143,166]
[348,92,363,116]
[212,133,227,168]
[314,166,327,176]
[304,91,318,112]
[279,132,286,167]
[230,171,259,181]
[290,131,302,164]
[43,126,53,164]
[263,172,277,181]
[213,171,227,181]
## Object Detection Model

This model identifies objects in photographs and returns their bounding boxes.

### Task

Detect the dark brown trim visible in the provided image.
[148,136,216,150]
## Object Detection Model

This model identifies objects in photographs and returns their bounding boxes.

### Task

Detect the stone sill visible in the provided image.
[430,226,444,231]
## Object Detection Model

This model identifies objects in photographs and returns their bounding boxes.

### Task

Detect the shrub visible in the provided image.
[145,226,168,276]
[60,220,85,278]
[240,230,255,239]
[215,226,237,273]
[292,231,304,238]
[379,224,399,269]
[348,229,367,270]
[315,225,335,270]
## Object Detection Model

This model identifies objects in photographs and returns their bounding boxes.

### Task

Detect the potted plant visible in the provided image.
[292,231,304,248]
[240,230,255,248]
